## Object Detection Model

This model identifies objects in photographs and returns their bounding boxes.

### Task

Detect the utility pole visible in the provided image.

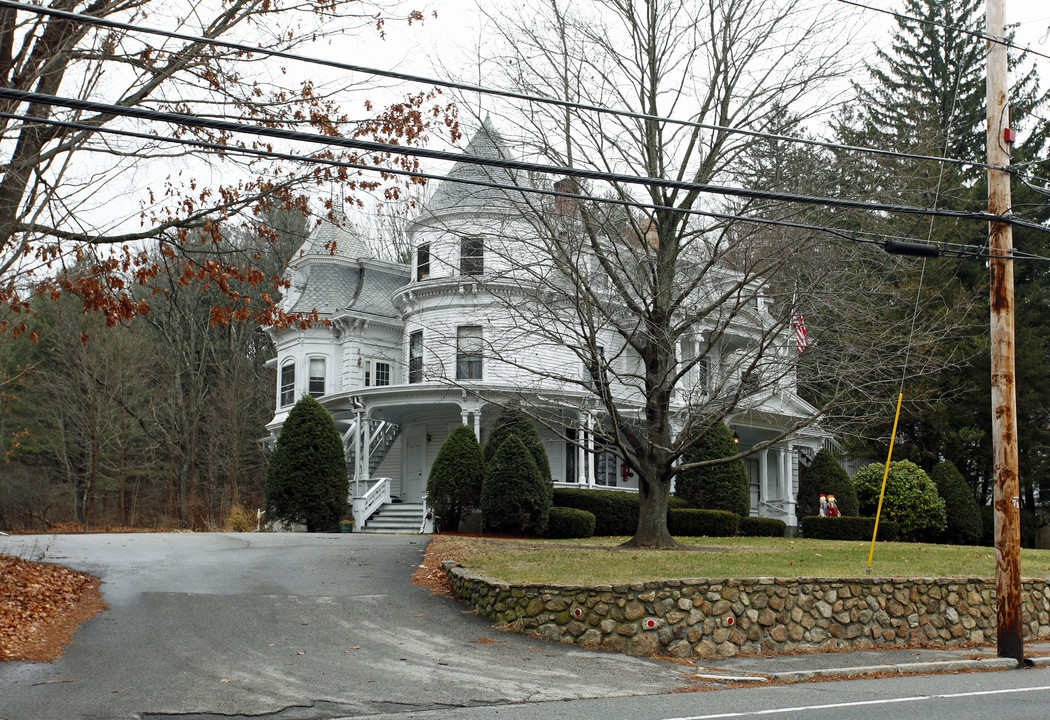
[986,0,1023,665]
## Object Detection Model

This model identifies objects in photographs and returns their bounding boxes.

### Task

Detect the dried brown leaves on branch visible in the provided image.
[0,0,459,335]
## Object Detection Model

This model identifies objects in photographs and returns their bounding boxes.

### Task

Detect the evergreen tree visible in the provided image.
[484,406,552,483]
[796,450,858,522]
[834,0,1048,508]
[481,435,550,536]
[426,425,485,532]
[674,423,749,517]
[930,460,981,545]
[265,396,348,532]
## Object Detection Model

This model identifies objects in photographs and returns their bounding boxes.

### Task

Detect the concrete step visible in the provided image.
[360,503,425,534]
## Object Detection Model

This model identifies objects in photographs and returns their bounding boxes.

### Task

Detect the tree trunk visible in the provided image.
[621,473,683,549]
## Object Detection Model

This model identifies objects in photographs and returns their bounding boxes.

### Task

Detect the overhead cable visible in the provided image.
[4,88,1048,240]
[0,0,1005,174]
[835,0,1050,63]
[1,108,1042,263]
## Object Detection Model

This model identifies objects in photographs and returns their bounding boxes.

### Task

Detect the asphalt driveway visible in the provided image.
[0,533,691,720]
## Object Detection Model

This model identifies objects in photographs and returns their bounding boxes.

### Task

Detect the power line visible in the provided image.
[835,0,1050,63]
[5,88,1047,239]
[0,0,1004,174]
[1,108,1044,263]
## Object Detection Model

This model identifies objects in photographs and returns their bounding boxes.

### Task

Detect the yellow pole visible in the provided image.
[867,393,904,569]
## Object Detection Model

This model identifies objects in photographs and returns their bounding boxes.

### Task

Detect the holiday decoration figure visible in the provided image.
[826,495,840,517]
[819,494,828,517]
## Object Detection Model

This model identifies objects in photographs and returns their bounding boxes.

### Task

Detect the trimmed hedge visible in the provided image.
[481,436,550,535]
[930,461,981,545]
[675,422,749,516]
[427,424,485,532]
[800,516,900,541]
[739,516,787,537]
[265,396,348,532]
[668,508,740,537]
[796,449,858,522]
[553,488,639,536]
[543,507,597,539]
[853,460,945,540]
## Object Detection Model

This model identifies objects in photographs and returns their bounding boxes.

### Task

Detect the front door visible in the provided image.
[403,426,426,503]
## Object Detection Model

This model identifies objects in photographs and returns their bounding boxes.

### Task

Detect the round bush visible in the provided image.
[852,460,946,540]
[427,425,485,532]
[667,508,740,537]
[796,449,858,522]
[481,435,551,535]
[543,507,596,538]
[929,461,981,545]
[738,516,786,537]
[265,396,348,532]
[675,422,749,517]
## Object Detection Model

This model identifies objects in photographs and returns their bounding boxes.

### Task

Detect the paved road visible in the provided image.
[345,668,1050,720]
[0,533,691,720]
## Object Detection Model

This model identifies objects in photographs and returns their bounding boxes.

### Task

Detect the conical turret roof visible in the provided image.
[426,119,527,212]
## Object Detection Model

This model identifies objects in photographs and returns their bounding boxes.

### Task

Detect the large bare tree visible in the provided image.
[448,0,971,548]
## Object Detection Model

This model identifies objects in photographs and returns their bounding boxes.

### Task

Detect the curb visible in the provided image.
[767,657,1020,683]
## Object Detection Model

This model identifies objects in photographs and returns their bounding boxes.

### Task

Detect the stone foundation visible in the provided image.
[444,562,1050,658]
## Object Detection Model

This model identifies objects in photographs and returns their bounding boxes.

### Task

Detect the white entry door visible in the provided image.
[403,426,426,503]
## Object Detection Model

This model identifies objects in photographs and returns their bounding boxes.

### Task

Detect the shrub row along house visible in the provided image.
[264,122,829,533]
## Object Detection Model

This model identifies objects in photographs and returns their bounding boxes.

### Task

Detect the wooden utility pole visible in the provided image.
[986,0,1024,665]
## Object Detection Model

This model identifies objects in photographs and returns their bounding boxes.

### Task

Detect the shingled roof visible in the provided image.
[427,119,528,212]
[292,211,370,260]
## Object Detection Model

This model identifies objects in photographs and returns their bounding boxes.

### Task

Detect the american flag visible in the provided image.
[792,300,809,354]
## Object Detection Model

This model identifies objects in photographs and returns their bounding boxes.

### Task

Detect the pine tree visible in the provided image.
[484,406,552,483]
[264,396,348,532]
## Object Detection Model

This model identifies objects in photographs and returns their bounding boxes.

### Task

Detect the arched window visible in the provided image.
[280,361,296,407]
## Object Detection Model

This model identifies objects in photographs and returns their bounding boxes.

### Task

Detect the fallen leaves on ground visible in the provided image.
[411,535,457,595]
[0,553,106,662]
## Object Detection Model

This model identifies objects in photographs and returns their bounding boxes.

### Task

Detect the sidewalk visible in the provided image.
[685,641,1050,684]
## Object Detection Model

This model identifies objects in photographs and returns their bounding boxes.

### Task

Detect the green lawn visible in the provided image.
[443,536,1050,585]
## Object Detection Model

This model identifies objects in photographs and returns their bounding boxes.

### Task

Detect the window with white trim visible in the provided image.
[308,358,325,397]
[280,361,295,407]
[460,236,483,275]
[456,326,483,380]
[416,243,430,281]
[408,331,423,383]
[364,359,391,387]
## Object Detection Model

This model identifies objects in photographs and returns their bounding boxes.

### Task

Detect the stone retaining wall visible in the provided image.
[444,562,1050,658]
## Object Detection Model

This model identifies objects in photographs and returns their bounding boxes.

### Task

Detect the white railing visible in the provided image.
[419,492,434,534]
[352,476,391,529]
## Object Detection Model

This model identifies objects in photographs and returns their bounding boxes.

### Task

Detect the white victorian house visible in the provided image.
[265,121,828,533]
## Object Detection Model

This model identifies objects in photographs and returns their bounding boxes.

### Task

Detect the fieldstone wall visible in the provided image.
[444,562,1050,658]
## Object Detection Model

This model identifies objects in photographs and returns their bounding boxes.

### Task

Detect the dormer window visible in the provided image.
[460,236,483,275]
[416,243,430,281]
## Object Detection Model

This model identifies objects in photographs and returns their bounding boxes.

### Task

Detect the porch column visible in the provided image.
[461,407,469,426]
[784,442,797,526]
[473,408,481,441]
[585,413,595,487]
[759,449,769,510]
[362,414,372,483]
[775,446,787,501]
[353,408,363,496]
